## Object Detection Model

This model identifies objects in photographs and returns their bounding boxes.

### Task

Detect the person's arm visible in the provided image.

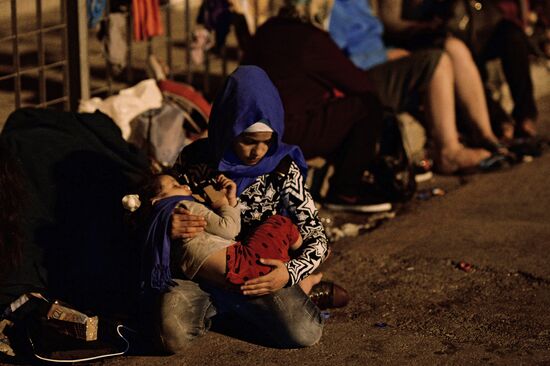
[178,201,241,240]
[279,162,330,286]
[378,0,443,41]
[241,161,329,294]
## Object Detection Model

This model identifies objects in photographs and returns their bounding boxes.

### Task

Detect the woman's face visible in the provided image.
[232,131,274,165]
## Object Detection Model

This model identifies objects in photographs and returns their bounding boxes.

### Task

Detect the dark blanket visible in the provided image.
[0,108,149,314]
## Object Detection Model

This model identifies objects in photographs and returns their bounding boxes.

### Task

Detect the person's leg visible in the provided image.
[155,279,216,353]
[207,283,324,348]
[487,21,538,136]
[226,215,294,285]
[444,37,501,144]
[368,50,491,173]
[424,52,491,172]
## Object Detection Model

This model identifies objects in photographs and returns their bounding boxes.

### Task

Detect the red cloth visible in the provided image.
[133,0,164,41]
[157,79,212,118]
[225,215,300,285]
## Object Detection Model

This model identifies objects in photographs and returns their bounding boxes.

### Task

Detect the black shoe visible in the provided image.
[309,281,350,310]
[323,193,392,213]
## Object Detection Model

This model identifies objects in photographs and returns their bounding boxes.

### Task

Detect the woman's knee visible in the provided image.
[278,294,324,347]
[156,281,213,353]
[281,318,323,348]
[444,36,472,59]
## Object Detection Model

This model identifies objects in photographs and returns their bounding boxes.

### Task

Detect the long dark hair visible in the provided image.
[0,140,26,277]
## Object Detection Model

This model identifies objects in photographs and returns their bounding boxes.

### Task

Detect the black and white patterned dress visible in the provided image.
[174,140,329,286]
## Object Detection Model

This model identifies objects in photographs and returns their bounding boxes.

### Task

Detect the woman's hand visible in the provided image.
[240,259,290,296]
[171,207,207,239]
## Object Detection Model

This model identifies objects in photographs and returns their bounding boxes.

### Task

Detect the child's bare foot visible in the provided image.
[299,272,323,295]
[436,145,492,174]
[290,234,303,251]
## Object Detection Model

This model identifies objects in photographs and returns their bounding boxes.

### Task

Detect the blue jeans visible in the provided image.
[157,279,324,352]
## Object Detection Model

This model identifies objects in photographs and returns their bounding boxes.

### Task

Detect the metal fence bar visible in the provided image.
[36,0,46,105]
[0,24,67,43]
[0,61,68,82]
[105,0,113,96]
[22,95,69,109]
[61,0,69,110]
[11,0,21,108]
[67,0,90,111]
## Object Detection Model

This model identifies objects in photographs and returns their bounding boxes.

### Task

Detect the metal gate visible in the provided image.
[0,0,277,126]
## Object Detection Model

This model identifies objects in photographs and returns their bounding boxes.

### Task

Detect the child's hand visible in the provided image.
[217,174,237,207]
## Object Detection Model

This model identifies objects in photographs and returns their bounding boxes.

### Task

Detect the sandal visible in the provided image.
[478,140,518,164]
[478,153,509,172]
[508,137,545,158]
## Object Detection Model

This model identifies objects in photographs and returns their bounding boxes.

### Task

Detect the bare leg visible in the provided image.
[299,273,323,295]
[444,37,500,144]
[424,52,491,173]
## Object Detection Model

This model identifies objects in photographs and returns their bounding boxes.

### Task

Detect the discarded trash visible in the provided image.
[374,322,388,328]
[321,311,331,320]
[523,155,534,163]
[0,319,15,357]
[456,261,473,272]
[416,187,446,200]
[319,215,334,228]
[416,190,431,201]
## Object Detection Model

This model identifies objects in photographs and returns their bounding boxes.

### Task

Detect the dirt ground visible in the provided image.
[66,83,549,366]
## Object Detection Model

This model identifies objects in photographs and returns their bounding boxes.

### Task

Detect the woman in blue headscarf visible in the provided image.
[156,66,340,353]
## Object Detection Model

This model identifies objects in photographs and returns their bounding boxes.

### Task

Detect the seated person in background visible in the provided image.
[241,4,390,212]
[244,0,506,178]
[325,0,513,167]
[377,0,539,139]
[136,173,321,295]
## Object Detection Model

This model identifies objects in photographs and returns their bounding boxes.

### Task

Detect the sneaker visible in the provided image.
[323,193,392,213]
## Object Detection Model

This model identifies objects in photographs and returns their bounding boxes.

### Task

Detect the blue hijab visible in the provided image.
[142,195,193,292]
[208,66,308,195]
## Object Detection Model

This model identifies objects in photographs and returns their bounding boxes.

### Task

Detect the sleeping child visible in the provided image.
[134,173,304,293]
